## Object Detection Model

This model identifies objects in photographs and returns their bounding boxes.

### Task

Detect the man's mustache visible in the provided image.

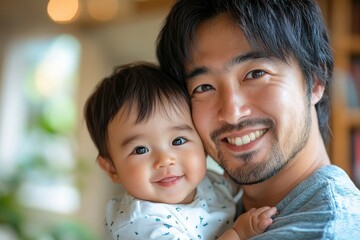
[210,118,275,143]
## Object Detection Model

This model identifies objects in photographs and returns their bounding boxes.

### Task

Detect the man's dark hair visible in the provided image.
[156,0,333,143]
[84,62,189,161]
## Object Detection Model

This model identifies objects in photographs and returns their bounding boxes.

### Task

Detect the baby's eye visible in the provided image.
[172,137,187,146]
[245,70,266,79]
[193,84,214,94]
[132,146,149,155]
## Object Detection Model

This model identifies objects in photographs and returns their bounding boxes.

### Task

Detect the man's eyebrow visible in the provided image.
[185,51,268,81]
[227,51,268,69]
[185,67,208,80]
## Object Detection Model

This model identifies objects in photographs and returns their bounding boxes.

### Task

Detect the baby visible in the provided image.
[84,62,276,239]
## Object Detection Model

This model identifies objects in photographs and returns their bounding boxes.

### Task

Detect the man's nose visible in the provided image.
[153,151,176,169]
[217,85,251,124]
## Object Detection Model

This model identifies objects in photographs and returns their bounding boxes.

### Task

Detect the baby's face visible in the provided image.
[106,101,207,204]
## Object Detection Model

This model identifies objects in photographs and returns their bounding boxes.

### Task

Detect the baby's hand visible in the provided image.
[233,206,277,240]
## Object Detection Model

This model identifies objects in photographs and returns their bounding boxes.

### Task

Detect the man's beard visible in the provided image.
[210,104,312,185]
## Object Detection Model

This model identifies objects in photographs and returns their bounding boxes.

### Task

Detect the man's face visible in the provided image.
[185,14,312,184]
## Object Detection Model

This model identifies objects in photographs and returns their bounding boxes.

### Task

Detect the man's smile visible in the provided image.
[226,129,266,146]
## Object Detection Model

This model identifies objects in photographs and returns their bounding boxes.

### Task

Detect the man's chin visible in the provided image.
[223,159,281,185]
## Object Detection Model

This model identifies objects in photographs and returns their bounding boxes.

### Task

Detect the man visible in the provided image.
[156,0,360,239]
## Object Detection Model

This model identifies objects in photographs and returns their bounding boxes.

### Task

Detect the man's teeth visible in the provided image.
[227,130,266,146]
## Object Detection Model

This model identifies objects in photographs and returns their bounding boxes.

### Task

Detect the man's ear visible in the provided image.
[311,77,325,105]
[97,156,122,183]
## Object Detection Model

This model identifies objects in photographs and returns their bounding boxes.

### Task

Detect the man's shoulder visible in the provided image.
[304,164,360,199]
[279,164,360,213]
[258,165,360,239]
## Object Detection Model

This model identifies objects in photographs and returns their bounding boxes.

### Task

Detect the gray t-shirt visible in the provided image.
[241,165,360,240]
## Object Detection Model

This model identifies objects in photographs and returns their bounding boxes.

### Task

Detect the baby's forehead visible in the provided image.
[156,100,191,119]
[116,97,191,124]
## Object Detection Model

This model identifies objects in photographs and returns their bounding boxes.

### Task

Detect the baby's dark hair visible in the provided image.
[84,62,189,162]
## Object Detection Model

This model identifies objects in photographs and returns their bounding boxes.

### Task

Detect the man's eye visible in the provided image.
[172,137,187,146]
[245,70,265,79]
[193,84,214,93]
[132,146,149,155]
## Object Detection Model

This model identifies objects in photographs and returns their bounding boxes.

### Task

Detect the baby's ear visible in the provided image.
[311,76,325,105]
[97,156,122,183]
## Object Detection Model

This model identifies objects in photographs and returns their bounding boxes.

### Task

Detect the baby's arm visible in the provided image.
[219,206,277,240]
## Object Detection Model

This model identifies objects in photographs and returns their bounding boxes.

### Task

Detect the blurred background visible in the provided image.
[0,0,174,239]
[0,0,359,239]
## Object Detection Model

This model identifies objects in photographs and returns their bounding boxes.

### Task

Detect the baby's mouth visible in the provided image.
[158,176,182,183]
[155,175,184,187]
